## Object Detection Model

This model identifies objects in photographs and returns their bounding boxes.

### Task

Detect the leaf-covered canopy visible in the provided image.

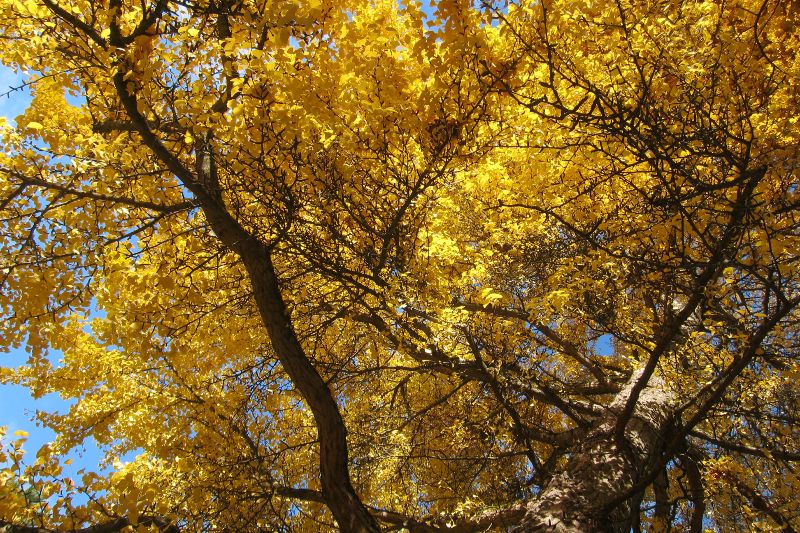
[1,0,799,531]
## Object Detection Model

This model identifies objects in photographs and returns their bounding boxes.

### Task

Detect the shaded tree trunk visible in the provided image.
[518,370,674,532]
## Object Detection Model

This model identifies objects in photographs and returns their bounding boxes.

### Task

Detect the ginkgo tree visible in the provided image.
[0,0,798,531]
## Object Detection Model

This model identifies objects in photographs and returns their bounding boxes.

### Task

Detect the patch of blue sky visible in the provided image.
[0,65,32,125]
[0,63,110,488]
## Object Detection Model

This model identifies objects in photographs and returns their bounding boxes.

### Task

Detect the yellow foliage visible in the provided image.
[0,0,798,531]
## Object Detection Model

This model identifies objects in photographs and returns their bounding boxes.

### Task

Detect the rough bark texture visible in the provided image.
[517,369,674,532]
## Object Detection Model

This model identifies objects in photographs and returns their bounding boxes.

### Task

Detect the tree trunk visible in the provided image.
[238,245,381,533]
[517,369,674,532]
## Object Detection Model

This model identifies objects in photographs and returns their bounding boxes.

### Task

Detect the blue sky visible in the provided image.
[0,64,44,447]
[0,65,31,122]
[0,64,105,477]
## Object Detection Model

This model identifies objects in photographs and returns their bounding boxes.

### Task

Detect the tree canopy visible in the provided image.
[0,0,799,531]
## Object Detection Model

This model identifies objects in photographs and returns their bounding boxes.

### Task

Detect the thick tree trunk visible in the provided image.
[517,369,674,532]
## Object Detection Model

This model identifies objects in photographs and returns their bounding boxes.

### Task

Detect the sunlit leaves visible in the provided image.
[0,0,799,530]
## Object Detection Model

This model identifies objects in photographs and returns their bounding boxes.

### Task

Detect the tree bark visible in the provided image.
[517,369,674,532]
